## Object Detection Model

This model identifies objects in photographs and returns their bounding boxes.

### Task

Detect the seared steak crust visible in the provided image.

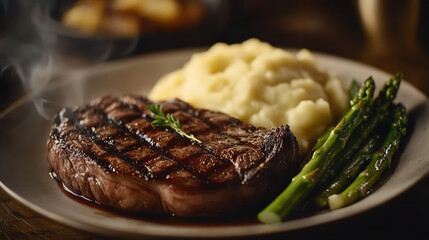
[47,95,300,217]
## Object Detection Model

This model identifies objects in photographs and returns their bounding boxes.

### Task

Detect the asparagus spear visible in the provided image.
[311,79,363,152]
[339,74,402,162]
[349,79,362,103]
[313,131,384,207]
[314,74,402,204]
[328,104,407,210]
[257,77,375,223]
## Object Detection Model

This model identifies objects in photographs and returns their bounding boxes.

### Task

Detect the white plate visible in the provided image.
[1,48,428,239]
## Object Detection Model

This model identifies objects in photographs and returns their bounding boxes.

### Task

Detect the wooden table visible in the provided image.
[0,188,97,240]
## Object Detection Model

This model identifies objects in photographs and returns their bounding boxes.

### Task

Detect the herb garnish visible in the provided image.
[148,104,201,143]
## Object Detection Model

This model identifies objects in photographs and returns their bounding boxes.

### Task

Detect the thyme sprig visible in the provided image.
[148,104,201,143]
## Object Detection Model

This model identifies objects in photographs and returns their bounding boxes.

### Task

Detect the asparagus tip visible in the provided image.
[257,211,282,224]
[328,194,344,210]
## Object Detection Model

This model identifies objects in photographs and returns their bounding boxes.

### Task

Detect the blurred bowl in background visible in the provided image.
[32,0,229,61]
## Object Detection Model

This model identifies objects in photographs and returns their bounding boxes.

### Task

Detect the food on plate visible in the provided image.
[328,103,407,210]
[149,39,349,155]
[313,75,402,208]
[45,35,407,223]
[61,0,206,37]
[258,74,406,223]
[47,95,300,217]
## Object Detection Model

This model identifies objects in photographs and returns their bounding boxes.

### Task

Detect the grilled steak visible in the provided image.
[47,95,300,217]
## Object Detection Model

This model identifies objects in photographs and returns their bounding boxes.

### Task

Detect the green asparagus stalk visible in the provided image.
[339,74,402,162]
[328,104,407,210]
[311,127,332,152]
[257,77,375,223]
[313,131,384,207]
[314,73,403,203]
[312,74,400,155]
[311,79,363,152]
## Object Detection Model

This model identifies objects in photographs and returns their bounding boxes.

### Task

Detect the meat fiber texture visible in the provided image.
[47,95,300,217]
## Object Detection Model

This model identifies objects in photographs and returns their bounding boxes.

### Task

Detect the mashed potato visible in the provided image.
[149,39,349,155]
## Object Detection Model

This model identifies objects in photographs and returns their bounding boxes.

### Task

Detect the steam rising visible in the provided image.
[11,46,86,119]
[1,0,138,119]
[3,20,85,119]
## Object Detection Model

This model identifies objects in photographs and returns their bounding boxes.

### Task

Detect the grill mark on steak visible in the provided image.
[66,96,228,183]
[51,104,181,180]
[76,105,190,180]
[165,101,258,167]
[51,108,113,173]
[116,96,264,182]
[99,110,210,181]
[66,107,148,177]
[100,96,235,183]
[166,100,246,140]
[158,98,270,180]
